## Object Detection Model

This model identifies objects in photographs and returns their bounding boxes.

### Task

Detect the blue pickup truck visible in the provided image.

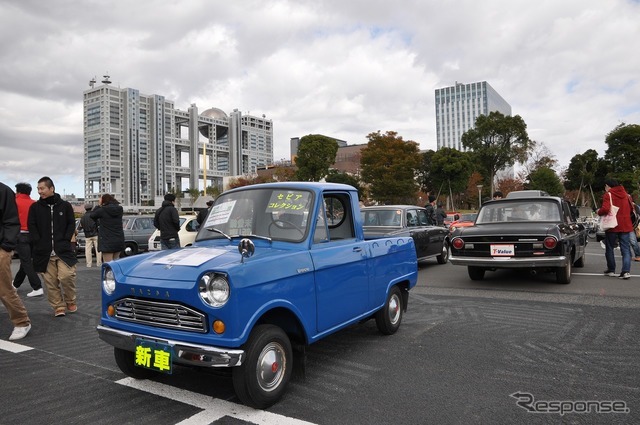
[97,182,418,408]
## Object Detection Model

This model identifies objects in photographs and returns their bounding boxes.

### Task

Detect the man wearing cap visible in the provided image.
[424,195,437,225]
[80,204,102,267]
[595,178,633,279]
[154,193,181,250]
[196,200,214,225]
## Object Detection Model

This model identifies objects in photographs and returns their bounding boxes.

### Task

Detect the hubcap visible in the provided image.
[256,342,286,392]
[388,294,401,325]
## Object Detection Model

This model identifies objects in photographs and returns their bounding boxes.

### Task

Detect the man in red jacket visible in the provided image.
[596,178,633,279]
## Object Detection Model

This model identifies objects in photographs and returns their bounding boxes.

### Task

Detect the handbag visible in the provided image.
[629,197,640,229]
[600,192,619,231]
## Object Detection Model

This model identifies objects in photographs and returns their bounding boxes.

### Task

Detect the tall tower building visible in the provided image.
[83,78,273,207]
[435,81,511,151]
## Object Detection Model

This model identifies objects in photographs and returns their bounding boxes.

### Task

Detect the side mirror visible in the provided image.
[238,238,255,263]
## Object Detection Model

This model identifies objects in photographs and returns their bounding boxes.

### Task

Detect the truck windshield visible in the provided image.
[196,188,314,242]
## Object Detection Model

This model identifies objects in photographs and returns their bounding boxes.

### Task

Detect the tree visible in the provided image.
[417,149,436,193]
[522,142,557,176]
[461,111,534,194]
[527,166,565,196]
[294,134,339,181]
[604,123,640,191]
[325,170,364,199]
[360,131,421,204]
[428,148,474,201]
[227,174,271,189]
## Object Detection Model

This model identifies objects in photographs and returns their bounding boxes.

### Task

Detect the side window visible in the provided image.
[406,210,418,227]
[186,219,199,232]
[322,193,355,241]
[417,210,429,226]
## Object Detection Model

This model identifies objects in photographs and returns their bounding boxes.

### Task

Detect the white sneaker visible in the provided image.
[9,324,31,341]
[27,288,44,297]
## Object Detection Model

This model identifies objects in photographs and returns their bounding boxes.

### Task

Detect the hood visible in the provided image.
[102,203,123,217]
[112,243,294,281]
[161,200,174,207]
[608,186,628,201]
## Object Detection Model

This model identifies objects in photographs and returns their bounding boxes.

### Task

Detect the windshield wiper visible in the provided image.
[207,227,232,240]
[207,228,272,242]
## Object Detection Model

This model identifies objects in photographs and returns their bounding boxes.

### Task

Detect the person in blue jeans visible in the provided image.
[595,179,633,279]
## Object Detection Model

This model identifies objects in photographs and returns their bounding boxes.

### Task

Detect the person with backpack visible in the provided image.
[424,195,437,226]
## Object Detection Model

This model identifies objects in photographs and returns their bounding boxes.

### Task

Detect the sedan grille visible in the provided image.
[113,298,207,333]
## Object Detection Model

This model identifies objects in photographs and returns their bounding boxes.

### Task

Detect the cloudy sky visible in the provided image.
[1,0,639,198]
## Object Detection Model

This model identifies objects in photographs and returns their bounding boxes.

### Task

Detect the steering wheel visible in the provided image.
[268,219,304,237]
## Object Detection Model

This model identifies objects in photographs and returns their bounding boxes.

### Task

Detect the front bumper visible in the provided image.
[449,255,568,268]
[97,325,244,367]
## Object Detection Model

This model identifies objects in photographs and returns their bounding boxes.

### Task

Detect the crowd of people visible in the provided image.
[1,176,213,341]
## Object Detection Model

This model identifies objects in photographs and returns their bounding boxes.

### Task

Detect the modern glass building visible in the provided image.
[83,78,273,207]
[435,81,511,151]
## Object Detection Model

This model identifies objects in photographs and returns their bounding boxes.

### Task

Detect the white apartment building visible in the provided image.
[435,81,512,151]
[83,78,273,207]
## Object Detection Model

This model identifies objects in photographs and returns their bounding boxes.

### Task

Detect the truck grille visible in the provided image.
[113,298,207,333]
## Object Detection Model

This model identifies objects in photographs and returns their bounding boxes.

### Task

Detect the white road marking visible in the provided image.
[0,339,33,353]
[117,377,317,425]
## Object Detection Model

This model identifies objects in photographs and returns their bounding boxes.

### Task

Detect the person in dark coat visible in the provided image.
[424,195,436,225]
[28,176,78,317]
[196,200,214,225]
[90,194,125,262]
[435,202,447,226]
[0,181,32,339]
[80,204,102,267]
[154,193,181,249]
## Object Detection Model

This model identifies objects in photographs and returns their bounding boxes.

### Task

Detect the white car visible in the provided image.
[148,215,200,251]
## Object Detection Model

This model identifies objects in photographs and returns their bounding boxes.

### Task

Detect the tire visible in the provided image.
[114,347,157,379]
[436,240,449,264]
[587,229,596,239]
[232,325,292,409]
[122,242,138,257]
[375,286,403,335]
[556,261,572,284]
[468,266,485,281]
[574,253,585,268]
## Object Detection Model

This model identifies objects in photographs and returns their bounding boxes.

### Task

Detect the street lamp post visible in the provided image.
[477,184,483,210]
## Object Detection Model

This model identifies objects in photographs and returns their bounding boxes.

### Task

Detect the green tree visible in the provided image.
[294,134,339,181]
[527,167,565,196]
[417,149,436,193]
[603,123,640,191]
[429,148,474,199]
[360,131,421,204]
[461,111,533,194]
[325,170,364,199]
[564,149,600,190]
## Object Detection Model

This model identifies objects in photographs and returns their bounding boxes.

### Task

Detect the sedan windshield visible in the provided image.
[476,200,561,224]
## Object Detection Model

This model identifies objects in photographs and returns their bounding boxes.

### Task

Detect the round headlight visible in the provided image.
[103,267,116,295]
[199,273,230,307]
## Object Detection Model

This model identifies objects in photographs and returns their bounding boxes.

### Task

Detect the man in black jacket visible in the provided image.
[154,193,181,250]
[80,204,102,267]
[0,181,31,340]
[28,176,78,317]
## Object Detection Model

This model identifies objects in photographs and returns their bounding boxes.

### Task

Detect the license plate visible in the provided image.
[134,338,173,374]
[490,244,515,256]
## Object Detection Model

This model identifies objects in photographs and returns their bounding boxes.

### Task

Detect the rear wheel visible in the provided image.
[436,240,449,264]
[574,253,585,268]
[468,266,485,280]
[375,286,403,335]
[232,325,292,409]
[556,261,572,284]
[114,347,157,379]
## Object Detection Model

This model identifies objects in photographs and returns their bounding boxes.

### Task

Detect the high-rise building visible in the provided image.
[83,78,273,207]
[435,81,511,151]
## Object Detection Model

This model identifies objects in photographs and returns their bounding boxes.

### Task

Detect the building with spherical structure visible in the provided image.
[83,80,273,208]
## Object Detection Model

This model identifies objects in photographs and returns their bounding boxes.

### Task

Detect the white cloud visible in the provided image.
[0,0,638,197]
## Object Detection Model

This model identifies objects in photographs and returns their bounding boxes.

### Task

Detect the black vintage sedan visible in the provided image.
[361,205,449,264]
[449,193,588,284]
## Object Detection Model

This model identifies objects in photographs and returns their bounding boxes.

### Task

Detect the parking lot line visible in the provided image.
[0,339,33,354]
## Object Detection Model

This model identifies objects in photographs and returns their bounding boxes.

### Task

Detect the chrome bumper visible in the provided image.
[97,325,244,367]
[449,255,568,268]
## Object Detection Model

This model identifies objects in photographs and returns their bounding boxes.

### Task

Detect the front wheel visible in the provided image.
[232,325,292,409]
[121,242,138,257]
[436,240,449,264]
[114,347,157,379]
[375,286,403,335]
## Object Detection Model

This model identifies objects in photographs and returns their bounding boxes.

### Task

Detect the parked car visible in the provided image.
[148,215,200,250]
[361,205,450,264]
[97,182,418,408]
[449,213,478,232]
[121,215,156,256]
[449,192,588,284]
[444,211,461,227]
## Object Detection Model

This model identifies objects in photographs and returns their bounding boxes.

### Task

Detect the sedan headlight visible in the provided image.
[199,273,230,307]
[103,266,116,295]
